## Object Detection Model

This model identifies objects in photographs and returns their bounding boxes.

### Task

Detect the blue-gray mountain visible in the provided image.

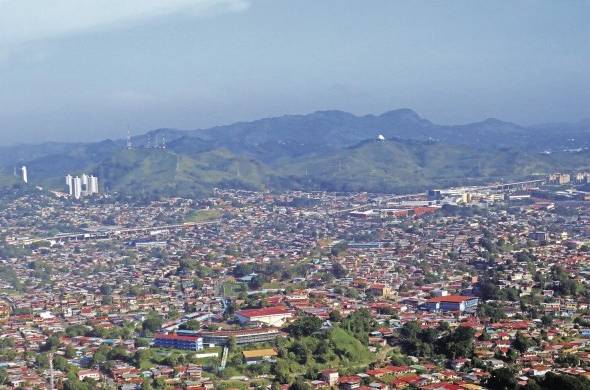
[2,109,590,196]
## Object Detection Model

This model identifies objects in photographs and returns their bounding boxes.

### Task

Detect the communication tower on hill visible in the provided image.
[126,126,133,150]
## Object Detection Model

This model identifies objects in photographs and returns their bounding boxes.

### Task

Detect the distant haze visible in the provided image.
[0,0,588,145]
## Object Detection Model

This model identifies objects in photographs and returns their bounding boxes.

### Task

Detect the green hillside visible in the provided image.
[273,139,558,193]
[7,136,590,198]
[93,148,269,197]
[0,171,18,187]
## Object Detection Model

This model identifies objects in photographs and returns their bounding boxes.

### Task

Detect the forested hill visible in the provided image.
[3,109,590,197]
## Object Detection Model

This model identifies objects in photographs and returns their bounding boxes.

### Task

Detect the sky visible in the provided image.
[0,0,589,145]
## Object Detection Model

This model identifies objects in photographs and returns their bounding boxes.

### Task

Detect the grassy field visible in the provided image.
[185,208,223,223]
[261,281,282,289]
[223,281,246,297]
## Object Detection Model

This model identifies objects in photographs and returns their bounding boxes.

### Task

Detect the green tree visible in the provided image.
[328,310,343,322]
[179,319,201,331]
[512,331,533,353]
[486,368,517,390]
[40,335,61,352]
[142,312,163,333]
[65,345,77,359]
[331,262,347,278]
[286,316,323,337]
[228,336,237,351]
[289,378,312,390]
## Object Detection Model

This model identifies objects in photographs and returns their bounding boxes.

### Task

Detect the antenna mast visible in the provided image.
[126,126,132,150]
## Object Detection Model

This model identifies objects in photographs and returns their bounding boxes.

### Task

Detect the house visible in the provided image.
[321,369,339,386]
[339,375,361,390]
[242,348,278,364]
[77,369,100,381]
[366,283,394,299]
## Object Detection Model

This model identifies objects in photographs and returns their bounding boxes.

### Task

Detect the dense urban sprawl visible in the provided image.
[1,174,590,390]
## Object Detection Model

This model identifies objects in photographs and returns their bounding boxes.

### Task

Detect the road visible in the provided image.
[13,220,221,245]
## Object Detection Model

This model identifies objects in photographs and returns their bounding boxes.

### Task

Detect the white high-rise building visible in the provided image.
[21,166,28,184]
[88,176,99,194]
[65,174,73,195]
[65,173,99,198]
[81,174,90,196]
[73,176,82,199]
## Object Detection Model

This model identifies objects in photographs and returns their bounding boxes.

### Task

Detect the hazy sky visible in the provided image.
[0,0,588,145]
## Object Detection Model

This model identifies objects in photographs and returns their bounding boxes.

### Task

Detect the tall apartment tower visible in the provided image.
[21,166,28,184]
[73,176,82,199]
[88,176,99,194]
[81,174,89,196]
[65,174,73,195]
[65,173,99,198]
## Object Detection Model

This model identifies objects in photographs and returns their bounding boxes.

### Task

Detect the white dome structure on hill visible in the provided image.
[377,134,386,141]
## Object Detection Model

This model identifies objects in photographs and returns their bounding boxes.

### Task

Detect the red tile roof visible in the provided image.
[427,295,476,303]
[154,333,200,342]
[236,306,292,318]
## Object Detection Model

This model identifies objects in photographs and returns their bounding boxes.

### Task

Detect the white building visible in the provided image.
[73,176,82,199]
[88,175,99,194]
[21,166,28,184]
[65,174,73,195]
[65,173,99,198]
[81,173,89,194]
[235,306,293,327]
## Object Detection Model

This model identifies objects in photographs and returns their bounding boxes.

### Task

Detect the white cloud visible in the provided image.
[0,0,249,46]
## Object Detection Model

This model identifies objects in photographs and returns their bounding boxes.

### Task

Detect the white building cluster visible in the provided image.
[65,173,99,199]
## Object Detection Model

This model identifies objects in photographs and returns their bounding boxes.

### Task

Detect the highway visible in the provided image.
[16,220,221,245]
[331,178,546,215]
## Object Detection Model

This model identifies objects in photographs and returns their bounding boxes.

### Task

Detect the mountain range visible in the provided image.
[2,109,590,197]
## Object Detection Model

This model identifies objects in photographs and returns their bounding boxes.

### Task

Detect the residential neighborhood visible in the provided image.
[2,177,590,389]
